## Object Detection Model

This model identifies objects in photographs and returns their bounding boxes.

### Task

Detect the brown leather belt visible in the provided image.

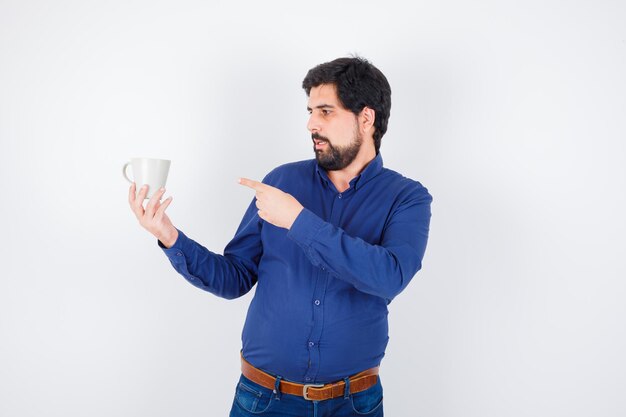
[241,354,379,401]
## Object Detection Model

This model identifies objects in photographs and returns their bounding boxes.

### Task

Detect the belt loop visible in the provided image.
[273,376,283,400]
[343,377,350,399]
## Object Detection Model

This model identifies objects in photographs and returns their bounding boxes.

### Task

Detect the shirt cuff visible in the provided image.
[158,229,189,262]
[287,208,325,247]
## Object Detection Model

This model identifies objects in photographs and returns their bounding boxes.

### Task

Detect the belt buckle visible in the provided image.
[303,383,324,401]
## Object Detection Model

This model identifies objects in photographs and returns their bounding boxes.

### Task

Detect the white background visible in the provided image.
[1,1,625,416]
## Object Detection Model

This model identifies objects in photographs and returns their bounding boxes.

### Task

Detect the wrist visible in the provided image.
[287,206,304,230]
[159,228,179,248]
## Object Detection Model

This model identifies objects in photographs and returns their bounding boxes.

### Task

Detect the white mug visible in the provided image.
[123,158,171,199]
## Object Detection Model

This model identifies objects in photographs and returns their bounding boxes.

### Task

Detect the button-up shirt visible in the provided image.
[159,153,432,383]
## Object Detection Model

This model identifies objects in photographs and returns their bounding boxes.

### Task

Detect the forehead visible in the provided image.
[307,83,343,107]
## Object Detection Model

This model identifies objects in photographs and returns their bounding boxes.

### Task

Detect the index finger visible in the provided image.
[238,177,266,191]
[128,182,145,218]
[128,182,136,204]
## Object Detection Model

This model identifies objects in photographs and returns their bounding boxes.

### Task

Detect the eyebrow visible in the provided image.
[306,104,336,111]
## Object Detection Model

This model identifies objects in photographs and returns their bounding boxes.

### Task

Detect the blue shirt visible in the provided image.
[159,153,432,383]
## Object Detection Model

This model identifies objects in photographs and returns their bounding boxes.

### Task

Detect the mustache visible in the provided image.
[312,133,331,143]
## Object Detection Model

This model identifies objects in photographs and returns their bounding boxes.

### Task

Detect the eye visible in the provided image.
[321,109,331,116]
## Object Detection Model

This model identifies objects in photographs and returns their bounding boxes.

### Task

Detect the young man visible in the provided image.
[128,56,432,416]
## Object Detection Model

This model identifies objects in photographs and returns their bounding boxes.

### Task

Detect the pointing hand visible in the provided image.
[238,178,304,229]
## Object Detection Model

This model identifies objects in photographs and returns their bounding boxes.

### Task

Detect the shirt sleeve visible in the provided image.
[158,198,263,300]
[287,184,432,302]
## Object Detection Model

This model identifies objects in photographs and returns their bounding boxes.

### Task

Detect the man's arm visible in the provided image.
[237,178,432,302]
[287,186,432,301]
[157,198,263,300]
[128,182,262,300]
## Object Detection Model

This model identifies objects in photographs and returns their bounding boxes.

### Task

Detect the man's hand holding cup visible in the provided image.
[128,183,178,248]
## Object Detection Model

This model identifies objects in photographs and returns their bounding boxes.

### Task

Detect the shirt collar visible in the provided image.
[315,153,384,191]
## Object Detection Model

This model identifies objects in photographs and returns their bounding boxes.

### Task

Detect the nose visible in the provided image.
[307,112,320,133]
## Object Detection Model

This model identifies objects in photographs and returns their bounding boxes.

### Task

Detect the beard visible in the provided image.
[313,128,363,171]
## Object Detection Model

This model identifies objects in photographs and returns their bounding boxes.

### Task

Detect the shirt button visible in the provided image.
[176,252,183,256]
[308,341,314,347]
[314,300,321,306]
[305,377,311,381]
[338,193,342,199]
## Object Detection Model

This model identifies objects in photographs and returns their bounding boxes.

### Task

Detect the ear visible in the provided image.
[359,107,376,134]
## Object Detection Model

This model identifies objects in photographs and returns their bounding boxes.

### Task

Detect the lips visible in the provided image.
[312,134,329,150]
[314,139,327,148]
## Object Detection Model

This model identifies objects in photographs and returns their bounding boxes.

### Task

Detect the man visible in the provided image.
[128,56,432,416]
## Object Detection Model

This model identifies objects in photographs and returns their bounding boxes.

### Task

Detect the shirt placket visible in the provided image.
[303,188,348,383]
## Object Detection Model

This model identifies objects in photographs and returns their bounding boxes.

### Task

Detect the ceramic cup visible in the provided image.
[123,157,171,199]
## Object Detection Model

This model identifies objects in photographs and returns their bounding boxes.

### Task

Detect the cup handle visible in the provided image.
[122,162,133,184]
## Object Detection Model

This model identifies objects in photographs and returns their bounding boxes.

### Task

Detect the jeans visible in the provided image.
[229,374,384,417]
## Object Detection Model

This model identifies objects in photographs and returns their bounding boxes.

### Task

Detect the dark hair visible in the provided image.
[302,56,391,153]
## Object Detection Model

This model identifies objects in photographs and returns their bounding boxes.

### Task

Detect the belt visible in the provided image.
[240,354,379,401]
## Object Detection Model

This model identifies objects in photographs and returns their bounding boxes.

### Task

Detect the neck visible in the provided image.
[327,147,377,193]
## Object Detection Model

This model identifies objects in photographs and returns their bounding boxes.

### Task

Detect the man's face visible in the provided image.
[306,84,362,171]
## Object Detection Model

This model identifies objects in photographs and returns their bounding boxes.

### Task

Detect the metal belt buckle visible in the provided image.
[303,383,324,400]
